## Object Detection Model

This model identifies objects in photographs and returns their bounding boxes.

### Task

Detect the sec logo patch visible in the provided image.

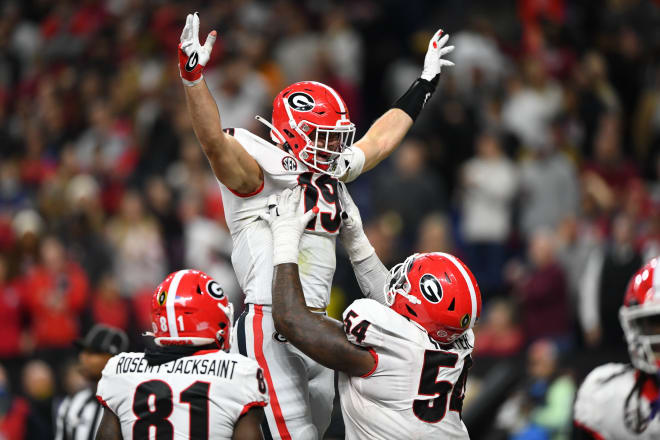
[282,156,297,171]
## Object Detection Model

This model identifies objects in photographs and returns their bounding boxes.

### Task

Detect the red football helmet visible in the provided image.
[151,269,234,350]
[257,81,355,177]
[620,257,660,373]
[385,252,482,344]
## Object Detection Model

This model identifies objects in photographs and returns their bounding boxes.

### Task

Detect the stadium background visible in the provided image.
[1,0,659,438]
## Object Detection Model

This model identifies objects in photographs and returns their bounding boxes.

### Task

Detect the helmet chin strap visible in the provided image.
[255,115,287,144]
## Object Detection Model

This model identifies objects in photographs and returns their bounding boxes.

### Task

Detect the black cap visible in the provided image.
[75,324,129,355]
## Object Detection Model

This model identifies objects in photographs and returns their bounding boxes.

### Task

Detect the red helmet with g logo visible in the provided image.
[151,269,234,351]
[385,253,482,344]
[263,81,356,177]
[620,257,660,374]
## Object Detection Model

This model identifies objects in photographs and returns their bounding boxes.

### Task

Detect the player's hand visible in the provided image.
[420,29,455,85]
[338,187,374,262]
[261,187,318,266]
[178,12,217,86]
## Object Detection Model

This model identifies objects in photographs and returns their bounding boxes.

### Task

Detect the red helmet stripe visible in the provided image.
[309,81,347,121]
[166,269,190,337]
[436,252,478,329]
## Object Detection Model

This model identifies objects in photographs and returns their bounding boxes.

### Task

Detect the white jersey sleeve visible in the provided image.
[339,299,473,440]
[96,350,268,440]
[574,363,660,439]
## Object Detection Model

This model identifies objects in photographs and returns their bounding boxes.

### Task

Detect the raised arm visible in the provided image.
[263,188,375,377]
[337,186,389,304]
[179,13,262,195]
[351,29,454,175]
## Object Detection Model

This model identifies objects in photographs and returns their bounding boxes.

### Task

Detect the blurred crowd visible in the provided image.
[1,0,660,438]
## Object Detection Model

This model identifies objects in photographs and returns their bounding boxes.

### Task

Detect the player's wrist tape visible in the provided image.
[344,234,374,263]
[181,75,203,87]
[392,77,437,121]
[271,232,301,266]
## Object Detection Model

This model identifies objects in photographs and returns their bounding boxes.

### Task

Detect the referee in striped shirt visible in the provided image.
[55,324,129,440]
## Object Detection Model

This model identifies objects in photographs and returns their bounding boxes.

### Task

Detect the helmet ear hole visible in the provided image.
[406,305,417,317]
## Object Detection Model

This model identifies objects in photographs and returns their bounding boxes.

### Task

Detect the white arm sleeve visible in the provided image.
[351,251,389,305]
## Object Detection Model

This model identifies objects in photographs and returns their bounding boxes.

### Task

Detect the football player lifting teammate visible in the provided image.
[94,270,268,440]
[262,187,481,439]
[178,11,456,440]
[574,257,660,439]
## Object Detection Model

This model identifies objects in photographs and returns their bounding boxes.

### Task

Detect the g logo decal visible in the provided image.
[287,92,315,111]
[206,280,225,299]
[419,274,443,304]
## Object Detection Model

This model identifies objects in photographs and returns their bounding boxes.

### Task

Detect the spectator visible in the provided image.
[494,340,575,440]
[579,213,643,359]
[73,99,137,178]
[144,175,183,272]
[510,228,571,346]
[89,273,130,332]
[0,363,49,440]
[206,56,270,131]
[57,174,113,286]
[415,212,454,254]
[0,254,26,360]
[21,360,56,438]
[554,215,600,313]
[23,236,88,352]
[180,191,240,308]
[105,190,166,297]
[519,144,579,238]
[473,299,524,359]
[460,132,518,295]
[582,114,640,204]
[372,139,446,244]
[502,57,562,151]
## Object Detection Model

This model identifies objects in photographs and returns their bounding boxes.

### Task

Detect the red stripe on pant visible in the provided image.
[253,305,292,439]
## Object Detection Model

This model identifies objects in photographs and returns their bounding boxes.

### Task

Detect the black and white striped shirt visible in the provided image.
[55,387,103,440]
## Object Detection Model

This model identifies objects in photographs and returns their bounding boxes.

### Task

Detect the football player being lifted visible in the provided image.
[574,257,660,439]
[262,187,481,439]
[178,11,455,440]
[94,270,268,440]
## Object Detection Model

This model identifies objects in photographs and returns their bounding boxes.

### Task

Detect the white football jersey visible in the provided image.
[96,349,268,440]
[574,363,660,439]
[219,128,345,308]
[338,299,473,440]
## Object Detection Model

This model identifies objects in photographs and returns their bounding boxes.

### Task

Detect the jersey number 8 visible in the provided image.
[132,380,210,439]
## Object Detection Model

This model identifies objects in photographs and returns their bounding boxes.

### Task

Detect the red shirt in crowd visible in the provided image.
[0,279,25,357]
[23,262,88,349]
